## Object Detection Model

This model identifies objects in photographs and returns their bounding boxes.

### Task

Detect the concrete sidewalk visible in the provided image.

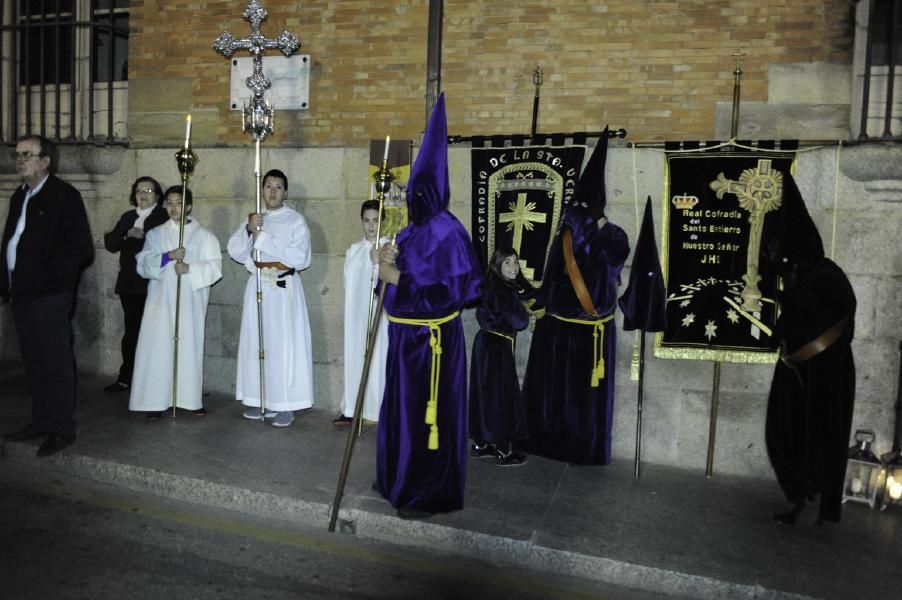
[1,360,898,600]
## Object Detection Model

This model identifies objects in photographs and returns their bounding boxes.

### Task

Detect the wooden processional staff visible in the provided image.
[214,0,300,419]
[329,146,398,532]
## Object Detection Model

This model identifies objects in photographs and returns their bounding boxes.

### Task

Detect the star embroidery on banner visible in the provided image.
[726,309,740,324]
[704,320,718,340]
[680,299,691,308]
[681,313,695,327]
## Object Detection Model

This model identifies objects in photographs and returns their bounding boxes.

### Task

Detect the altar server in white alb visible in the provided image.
[227,169,314,428]
[334,200,389,426]
[129,186,223,419]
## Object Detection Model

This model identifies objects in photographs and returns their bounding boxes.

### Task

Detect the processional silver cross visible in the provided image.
[709,159,783,312]
[212,0,300,416]
[213,0,300,141]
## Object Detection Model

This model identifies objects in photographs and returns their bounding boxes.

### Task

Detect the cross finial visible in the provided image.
[212,0,300,99]
[731,48,746,72]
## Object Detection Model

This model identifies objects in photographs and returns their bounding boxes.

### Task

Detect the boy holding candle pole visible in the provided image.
[129,186,222,419]
[334,200,389,425]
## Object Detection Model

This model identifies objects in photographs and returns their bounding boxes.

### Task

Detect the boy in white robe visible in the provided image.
[227,169,314,428]
[129,186,222,418]
[334,200,388,425]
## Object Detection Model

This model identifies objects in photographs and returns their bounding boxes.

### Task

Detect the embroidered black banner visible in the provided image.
[471,145,586,288]
[658,151,796,362]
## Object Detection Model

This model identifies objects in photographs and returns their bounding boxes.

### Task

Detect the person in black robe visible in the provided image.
[763,175,856,525]
[469,246,533,466]
[102,176,168,393]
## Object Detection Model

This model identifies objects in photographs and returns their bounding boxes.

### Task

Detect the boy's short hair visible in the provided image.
[263,169,288,191]
[360,199,382,218]
[164,185,193,206]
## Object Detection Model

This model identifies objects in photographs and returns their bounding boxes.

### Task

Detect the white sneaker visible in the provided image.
[243,407,277,420]
[271,411,295,428]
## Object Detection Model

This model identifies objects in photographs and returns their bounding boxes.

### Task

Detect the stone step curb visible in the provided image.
[2,441,817,600]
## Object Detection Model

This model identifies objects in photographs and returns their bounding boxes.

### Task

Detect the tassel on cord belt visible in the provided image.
[552,313,614,387]
[386,311,460,450]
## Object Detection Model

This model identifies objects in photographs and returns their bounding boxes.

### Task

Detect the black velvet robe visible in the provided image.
[765,257,856,522]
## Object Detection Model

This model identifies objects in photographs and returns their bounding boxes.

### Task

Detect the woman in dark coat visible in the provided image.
[102,176,168,392]
[469,247,533,466]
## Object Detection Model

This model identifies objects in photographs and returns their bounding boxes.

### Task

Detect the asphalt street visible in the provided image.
[0,463,680,600]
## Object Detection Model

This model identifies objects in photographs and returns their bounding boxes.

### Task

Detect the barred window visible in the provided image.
[1,0,129,143]
[853,0,902,140]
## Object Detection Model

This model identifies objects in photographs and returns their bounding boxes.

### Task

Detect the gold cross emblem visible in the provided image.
[498,193,547,279]
[709,159,783,312]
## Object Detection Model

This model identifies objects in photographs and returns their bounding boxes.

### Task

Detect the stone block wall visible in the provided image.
[4,1,899,479]
[2,140,899,479]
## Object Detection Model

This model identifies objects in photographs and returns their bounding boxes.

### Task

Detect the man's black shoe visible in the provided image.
[36,433,76,458]
[3,424,45,442]
[103,381,129,393]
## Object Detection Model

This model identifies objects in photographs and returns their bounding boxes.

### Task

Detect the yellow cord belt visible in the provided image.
[386,310,460,450]
[484,328,515,352]
[551,313,614,387]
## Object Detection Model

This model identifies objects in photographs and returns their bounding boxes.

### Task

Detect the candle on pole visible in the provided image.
[383,135,390,163]
[184,114,192,149]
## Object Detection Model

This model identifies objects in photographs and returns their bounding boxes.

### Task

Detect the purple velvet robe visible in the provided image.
[522,213,629,465]
[376,211,482,513]
[468,274,530,445]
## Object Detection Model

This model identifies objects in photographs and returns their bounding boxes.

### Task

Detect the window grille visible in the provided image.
[855,0,902,141]
[0,0,129,144]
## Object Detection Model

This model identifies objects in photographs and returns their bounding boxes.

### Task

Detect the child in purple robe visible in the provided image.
[469,246,531,466]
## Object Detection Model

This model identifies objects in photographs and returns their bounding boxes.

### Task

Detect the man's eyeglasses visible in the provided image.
[12,151,43,161]
[136,188,157,194]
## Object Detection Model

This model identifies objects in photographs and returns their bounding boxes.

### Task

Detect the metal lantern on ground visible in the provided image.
[843,429,882,509]
[880,340,902,510]
[881,452,902,510]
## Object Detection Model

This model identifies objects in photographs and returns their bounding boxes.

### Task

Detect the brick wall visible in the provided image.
[128,0,853,146]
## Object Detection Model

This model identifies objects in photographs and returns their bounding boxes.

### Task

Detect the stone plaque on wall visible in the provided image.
[229,55,311,110]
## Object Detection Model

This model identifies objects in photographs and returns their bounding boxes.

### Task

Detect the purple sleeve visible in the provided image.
[384,213,481,318]
[590,222,630,264]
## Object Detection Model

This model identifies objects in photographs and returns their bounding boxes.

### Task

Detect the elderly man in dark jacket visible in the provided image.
[1,135,94,457]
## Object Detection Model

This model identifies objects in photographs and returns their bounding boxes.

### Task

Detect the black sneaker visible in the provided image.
[496,450,527,467]
[470,442,496,459]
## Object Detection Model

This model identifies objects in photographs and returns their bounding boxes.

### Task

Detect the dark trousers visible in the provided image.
[118,293,146,384]
[11,291,77,435]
